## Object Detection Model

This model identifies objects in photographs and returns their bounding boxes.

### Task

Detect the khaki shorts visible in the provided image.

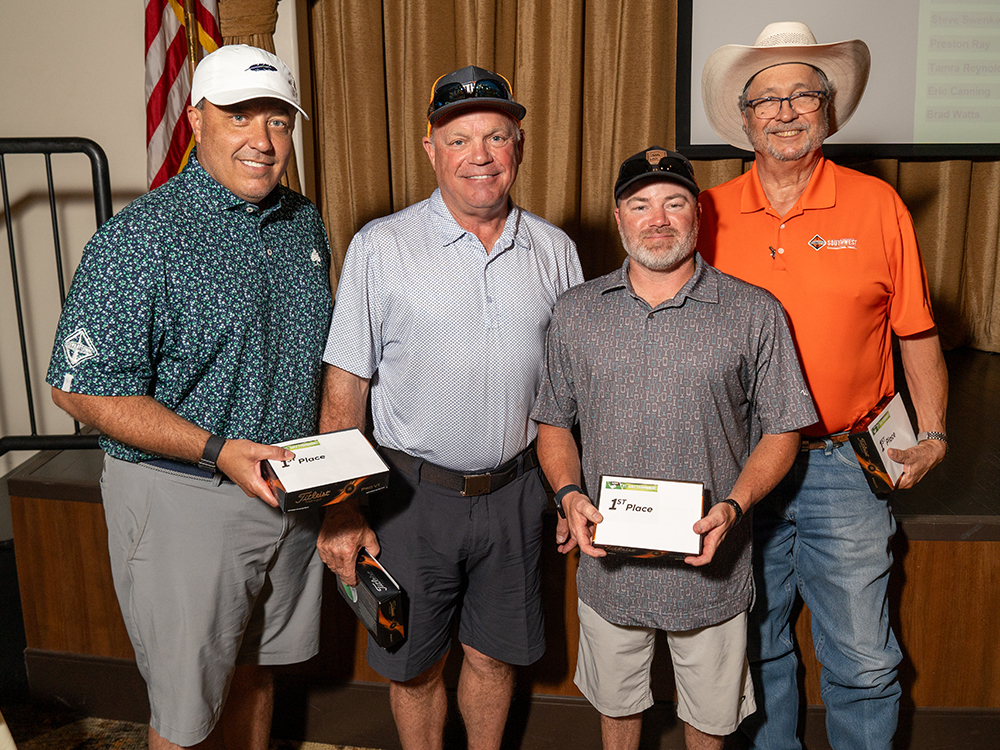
[574,599,756,736]
[102,456,323,746]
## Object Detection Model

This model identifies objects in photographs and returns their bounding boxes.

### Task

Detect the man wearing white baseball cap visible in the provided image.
[697,22,948,750]
[47,44,330,749]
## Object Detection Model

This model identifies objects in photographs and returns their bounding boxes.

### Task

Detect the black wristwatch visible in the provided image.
[722,498,744,526]
[198,434,227,473]
[553,484,582,519]
[552,484,583,518]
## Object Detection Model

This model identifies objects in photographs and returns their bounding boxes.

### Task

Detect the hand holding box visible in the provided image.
[262,429,389,512]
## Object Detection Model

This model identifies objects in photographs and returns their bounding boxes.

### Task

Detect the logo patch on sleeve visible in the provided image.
[63,328,98,367]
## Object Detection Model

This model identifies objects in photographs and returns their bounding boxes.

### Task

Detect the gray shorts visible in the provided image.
[101,455,323,746]
[575,599,755,736]
[365,458,547,682]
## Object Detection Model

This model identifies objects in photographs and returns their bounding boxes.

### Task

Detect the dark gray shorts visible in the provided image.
[365,458,547,682]
[101,455,323,746]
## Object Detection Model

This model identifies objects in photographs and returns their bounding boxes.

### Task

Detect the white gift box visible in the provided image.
[849,392,918,493]
[262,428,389,512]
[592,474,705,557]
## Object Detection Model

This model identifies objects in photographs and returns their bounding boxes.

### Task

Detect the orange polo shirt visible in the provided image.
[698,157,935,437]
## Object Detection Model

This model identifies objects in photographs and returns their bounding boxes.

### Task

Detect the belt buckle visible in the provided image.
[462,473,491,497]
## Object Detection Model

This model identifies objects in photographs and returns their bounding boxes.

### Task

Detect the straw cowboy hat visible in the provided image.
[702,21,871,150]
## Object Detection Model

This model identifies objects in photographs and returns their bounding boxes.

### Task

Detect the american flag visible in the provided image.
[144,0,222,190]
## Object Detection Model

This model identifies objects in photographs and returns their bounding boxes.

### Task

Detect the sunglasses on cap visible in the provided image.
[615,152,699,200]
[619,156,695,183]
[427,81,510,117]
[428,77,513,118]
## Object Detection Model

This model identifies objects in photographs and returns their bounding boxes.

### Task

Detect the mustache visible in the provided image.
[236,151,277,164]
[765,123,809,135]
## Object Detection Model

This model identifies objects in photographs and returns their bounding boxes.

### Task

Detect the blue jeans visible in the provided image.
[741,441,901,750]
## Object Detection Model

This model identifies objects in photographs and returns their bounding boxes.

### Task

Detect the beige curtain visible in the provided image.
[305,0,1000,352]
[218,0,302,193]
[307,0,675,287]
[903,160,1000,351]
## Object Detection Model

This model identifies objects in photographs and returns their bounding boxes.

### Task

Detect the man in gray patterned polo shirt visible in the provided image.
[46,46,329,750]
[532,147,816,750]
[316,65,582,750]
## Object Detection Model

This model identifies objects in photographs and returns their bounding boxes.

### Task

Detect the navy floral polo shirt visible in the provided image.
[46,153,333,463]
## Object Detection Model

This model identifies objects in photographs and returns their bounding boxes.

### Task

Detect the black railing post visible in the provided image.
[0,137,112,456]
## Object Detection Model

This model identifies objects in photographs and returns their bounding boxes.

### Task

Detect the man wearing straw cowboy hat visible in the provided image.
[698,21,948,750]
[317,65,582,750]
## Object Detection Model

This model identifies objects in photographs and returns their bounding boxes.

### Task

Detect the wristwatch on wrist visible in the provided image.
[722,498,744,526]
[197,434,227,473]
[917,431,948,445]
[553,484,582,519]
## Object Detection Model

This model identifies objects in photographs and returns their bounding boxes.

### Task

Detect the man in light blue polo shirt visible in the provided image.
[317,65,582,750]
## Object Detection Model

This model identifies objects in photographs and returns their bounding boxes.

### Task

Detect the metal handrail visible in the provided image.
[0,137,111,456]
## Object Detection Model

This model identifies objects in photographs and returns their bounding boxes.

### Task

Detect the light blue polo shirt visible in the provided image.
[324,189,583,472]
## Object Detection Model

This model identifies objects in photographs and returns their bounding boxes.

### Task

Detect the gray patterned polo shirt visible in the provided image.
[531,254,816,630]
[46,153,333,463]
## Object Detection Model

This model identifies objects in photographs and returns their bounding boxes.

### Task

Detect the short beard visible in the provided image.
[747,116,829,162]
[620,224,698,273]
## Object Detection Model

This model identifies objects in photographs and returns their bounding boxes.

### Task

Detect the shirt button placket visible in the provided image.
[481,259,502,466]
[247,205,271,260]
[772,221,787,267]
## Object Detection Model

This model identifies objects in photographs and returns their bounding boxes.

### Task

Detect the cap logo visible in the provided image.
[247,63,278,72]
[645,149,668,164]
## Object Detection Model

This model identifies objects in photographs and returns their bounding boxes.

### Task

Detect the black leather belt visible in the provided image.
[380,443,539,497]
[800,433,851,452]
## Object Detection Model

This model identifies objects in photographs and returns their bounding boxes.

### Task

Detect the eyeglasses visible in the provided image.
[428,78,512,118]
[746,91,826,120]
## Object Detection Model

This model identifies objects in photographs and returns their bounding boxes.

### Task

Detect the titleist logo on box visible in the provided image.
[262,429,389,512]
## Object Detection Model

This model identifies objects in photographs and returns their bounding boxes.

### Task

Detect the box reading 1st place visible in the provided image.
[592,475,705,557]
[849,392,918,494]
[262,429,389,512]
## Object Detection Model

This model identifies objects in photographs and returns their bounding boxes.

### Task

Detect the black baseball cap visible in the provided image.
[427,65,526,126]
[614,147,699,201]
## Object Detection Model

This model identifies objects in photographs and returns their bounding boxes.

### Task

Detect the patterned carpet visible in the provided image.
[1,704,378,750]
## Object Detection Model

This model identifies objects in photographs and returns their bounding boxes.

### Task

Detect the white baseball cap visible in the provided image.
[191,44,308,120]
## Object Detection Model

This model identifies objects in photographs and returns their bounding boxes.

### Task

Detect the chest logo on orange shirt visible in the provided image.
[808,234,857,251]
